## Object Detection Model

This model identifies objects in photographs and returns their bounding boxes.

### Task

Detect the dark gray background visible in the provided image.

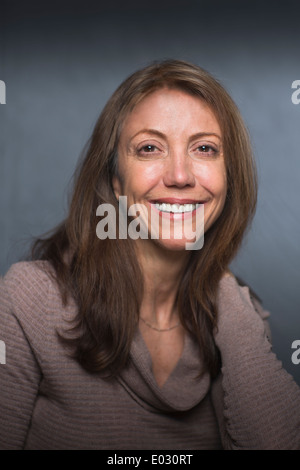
[1,0,299,385]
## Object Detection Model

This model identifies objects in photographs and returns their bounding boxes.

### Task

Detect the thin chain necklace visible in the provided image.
[139,316,180,332]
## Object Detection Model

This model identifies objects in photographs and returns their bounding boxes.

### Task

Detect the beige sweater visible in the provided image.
[0,261,299,450]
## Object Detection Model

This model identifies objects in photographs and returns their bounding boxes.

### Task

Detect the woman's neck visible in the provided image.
[135,240,191,328]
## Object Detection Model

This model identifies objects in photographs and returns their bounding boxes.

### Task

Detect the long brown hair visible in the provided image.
[31,60,257,378]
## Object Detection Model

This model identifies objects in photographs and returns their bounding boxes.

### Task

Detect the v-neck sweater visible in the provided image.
[0,261,299,449]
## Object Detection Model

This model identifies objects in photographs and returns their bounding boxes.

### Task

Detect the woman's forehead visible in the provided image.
[120,88,222,139]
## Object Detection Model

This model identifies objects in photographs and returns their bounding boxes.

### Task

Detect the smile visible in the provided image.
[154,202,197,214]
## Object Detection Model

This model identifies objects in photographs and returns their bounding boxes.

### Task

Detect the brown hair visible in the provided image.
[31,59,257,378]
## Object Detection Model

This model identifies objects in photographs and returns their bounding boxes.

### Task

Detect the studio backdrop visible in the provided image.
[0,0,299,384]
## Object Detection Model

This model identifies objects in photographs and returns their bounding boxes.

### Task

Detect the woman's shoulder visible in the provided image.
[3,259,54,279]
[2,260,56,296]
[218,272,270,319]
[1,261,78,371]
[1,260,68,325]
[217,272,272,341]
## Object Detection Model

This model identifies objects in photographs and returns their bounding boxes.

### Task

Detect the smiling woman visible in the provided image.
[0,60,299,450]
[113,88,227,253]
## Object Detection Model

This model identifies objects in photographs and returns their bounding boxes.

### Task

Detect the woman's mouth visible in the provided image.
[154,202,197,214]
[150,198,207,216]
[144,199,205,246]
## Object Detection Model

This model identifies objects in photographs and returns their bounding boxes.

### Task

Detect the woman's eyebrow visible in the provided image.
[130,129,166,141]
[130,129,222,141]
[189,132,222,141]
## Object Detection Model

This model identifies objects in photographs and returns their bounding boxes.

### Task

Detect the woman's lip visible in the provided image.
[149,201,202,219]
[150,198,207,204]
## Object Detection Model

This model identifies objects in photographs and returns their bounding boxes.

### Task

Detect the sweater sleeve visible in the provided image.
[0,262,50,449]
[211,275,300,450]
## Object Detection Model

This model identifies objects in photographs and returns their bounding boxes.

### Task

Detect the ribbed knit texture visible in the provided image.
[0,261,299,449]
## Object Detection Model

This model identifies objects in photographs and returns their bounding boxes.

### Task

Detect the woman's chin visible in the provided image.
[149,237,197,253]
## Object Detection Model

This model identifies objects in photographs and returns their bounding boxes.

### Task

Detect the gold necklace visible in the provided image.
[139,316,180,332]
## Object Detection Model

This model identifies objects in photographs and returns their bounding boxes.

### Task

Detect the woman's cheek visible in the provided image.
[194,161,227,195]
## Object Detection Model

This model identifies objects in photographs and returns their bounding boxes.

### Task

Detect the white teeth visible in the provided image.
[155,202,196,213]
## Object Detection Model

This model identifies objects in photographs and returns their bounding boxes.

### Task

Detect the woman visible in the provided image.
[0,59,299,450]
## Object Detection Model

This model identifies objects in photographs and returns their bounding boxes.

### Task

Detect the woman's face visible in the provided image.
[113,87,227,252]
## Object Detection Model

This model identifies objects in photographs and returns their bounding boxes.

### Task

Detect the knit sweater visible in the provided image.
[0,261,299,450]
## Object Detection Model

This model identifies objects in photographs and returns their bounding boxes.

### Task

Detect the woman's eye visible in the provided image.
[197,145,216,154]
[135,142,165,159]
[191,144,219,158]
[136,144,162,157]
[139,145,157,153]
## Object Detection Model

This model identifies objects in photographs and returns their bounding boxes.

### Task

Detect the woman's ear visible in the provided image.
[112,175,121,201]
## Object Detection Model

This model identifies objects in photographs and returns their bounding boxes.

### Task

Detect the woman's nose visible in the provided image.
[162,150,196,188]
